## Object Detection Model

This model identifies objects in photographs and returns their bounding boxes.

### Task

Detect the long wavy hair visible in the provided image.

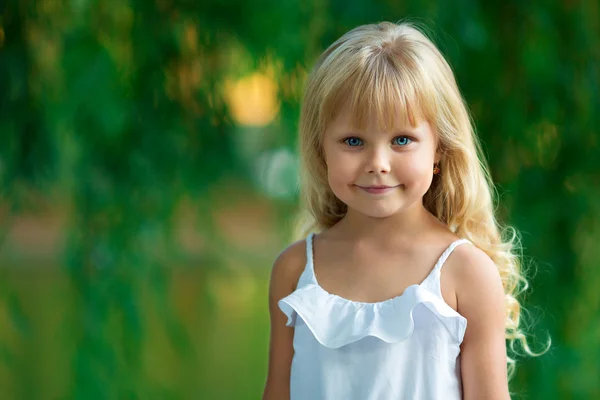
[293,21,549,380]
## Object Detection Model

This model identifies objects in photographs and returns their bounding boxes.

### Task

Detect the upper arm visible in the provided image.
[451,244,511,400]
[262,240,306,400]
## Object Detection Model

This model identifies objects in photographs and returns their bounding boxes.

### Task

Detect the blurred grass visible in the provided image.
[0,247,273,399]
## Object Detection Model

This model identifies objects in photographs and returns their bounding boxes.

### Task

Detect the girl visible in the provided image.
[264,21,542,400]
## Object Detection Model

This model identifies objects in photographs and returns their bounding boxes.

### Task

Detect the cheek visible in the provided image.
[395,154,434,184]
[327,162,353,191]
[400,158,430,175]
[324,149,355,180]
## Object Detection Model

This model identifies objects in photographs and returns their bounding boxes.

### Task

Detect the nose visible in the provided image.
[365,147,391,174]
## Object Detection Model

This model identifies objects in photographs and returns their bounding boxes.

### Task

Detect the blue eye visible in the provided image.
[343,137,363,147]
[393,136,412,146]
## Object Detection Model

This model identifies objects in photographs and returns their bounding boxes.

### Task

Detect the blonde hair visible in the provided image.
[293,21,549,380]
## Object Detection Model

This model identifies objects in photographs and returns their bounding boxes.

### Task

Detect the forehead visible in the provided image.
[326,100,429,137]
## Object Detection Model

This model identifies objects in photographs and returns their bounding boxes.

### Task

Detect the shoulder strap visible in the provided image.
[295,232,317,287]
[305,232,315,271]
[421,239,472,298]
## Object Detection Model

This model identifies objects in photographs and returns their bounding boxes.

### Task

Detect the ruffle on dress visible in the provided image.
[278,283,467,349]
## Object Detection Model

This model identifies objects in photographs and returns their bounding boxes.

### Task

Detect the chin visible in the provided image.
[346,201,402,219]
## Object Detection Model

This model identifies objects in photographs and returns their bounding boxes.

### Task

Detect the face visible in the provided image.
[322,106,440,219]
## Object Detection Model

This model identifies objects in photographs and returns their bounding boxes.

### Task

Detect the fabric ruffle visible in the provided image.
[278,283,467,349]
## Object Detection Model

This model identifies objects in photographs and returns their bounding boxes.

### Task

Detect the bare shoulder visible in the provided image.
[444,242,505,308]
[269,239,308,301]
[444,242,500,282]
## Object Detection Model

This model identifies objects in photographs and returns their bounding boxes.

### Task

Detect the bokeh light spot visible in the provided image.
[225,73,280,126]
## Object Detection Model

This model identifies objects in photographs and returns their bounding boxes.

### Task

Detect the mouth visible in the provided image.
[355,184,400,194]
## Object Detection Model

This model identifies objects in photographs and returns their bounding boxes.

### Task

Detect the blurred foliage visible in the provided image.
[0,0,598,399]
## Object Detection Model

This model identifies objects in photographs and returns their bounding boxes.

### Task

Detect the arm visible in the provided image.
[262,241,306,400]
[453,245,511,400]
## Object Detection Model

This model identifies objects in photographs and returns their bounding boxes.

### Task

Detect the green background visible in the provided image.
[1,0,598,399]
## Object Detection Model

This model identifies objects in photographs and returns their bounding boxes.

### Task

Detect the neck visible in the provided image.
[334,201,441,244]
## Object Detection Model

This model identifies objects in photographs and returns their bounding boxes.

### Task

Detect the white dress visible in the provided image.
[278,233,471,400]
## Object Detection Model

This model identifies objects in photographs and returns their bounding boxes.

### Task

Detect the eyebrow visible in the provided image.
[335,129,419,137]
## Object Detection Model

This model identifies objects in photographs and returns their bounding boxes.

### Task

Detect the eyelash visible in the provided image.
[342,136,413,147]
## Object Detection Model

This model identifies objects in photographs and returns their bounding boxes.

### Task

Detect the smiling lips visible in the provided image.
[356,184,401,194]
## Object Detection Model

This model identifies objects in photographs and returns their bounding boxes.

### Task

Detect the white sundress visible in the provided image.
[278,233,472,400]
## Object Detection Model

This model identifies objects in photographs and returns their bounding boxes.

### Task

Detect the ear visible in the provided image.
[434,147,442,164]
[430,123,442,164]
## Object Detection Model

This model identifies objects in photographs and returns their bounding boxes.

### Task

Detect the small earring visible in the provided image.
[433,164,440,175]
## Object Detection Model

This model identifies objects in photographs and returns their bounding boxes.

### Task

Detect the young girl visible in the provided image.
[264,21,540,400]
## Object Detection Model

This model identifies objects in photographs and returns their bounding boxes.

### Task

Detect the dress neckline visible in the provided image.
[305,232,471,307]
